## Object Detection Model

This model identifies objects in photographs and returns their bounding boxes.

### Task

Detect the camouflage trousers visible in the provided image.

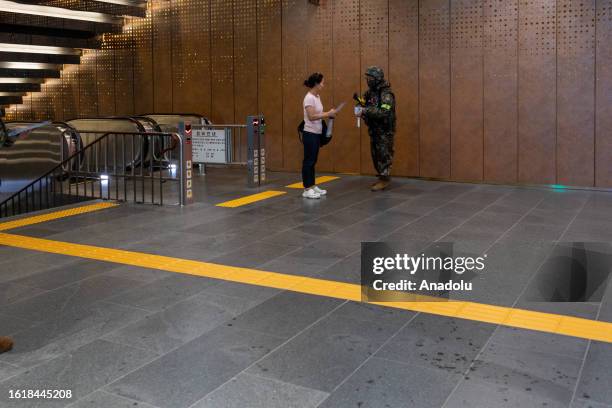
[369,130,394,177]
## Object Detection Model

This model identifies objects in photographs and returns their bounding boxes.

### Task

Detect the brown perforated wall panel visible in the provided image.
[172,0,211,115]
[360,0,388,175]
[332,0,360,174]
[451,0,483,182]
[152,0,173,113]
[557,0,595,186]
[257,0,283,170]
[7,0,609,188]
[97,44,116,116]
[32,84,52,121]
[210,0,234,124]
[389,0,419,177]
[518,0,556,184]
[306,0,334,172]
[111,31,135,115]
[419,0,451,179]
[483,0,518,183]
[78,51,99,118]
[234,0,258,160]
[596,0,612,187]
[281,0,307,173]
[61,66,78,120]
[132,10,154,115]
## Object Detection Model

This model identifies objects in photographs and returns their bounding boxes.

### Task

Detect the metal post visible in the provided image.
[177,123,193,206]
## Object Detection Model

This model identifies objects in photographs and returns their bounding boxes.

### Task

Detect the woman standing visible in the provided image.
[302,73,336,199]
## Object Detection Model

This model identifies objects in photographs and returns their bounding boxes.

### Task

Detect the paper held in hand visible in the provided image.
[326,101,346,137]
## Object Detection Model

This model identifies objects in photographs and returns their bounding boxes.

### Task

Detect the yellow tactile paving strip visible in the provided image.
[0,202,118,231]
[0,227,610,343]
[216,191,287,208]
[286,176,340,189]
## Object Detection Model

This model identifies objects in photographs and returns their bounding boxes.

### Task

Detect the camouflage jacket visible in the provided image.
[362,84,396,133]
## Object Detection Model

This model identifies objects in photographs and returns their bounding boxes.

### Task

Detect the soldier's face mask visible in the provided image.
[366,75,378,89]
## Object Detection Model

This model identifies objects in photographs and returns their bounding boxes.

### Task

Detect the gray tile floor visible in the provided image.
[0,168,611,407]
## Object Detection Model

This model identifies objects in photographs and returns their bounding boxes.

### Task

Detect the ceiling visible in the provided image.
[0,0,146,107]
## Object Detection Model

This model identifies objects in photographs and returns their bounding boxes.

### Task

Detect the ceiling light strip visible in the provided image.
[0,43,81,56]
[0,62,61,70]
[0,0,122,24]
[0,78,44,84]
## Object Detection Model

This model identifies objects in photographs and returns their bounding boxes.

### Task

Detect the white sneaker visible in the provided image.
[313,186,327,196]
[302,188,321,199]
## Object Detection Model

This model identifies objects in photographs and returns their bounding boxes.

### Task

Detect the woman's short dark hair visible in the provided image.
[304,72,324,88]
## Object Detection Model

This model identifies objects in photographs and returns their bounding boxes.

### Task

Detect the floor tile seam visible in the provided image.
[440,195,586,408]
[97,321,287,400]
[0,285,52,307]
[314,311,421,406]
[306,188,483,280]
[568,264,611,406]
[98,335,165,357]
[101,278,224,316]
[478,196,549,255]
[309,187,489,282]
[188,184,386,259]
[373,188,481,243]
[186,300,350,408]
[237,371,332,401]
[434,190,517,243]
[2,265,117,296]
[62,339,165,404]
[65,389,164,408]
[0,306,159,372]
[371,355,473,379]
[215,183,441,267]
[4,272,150,317]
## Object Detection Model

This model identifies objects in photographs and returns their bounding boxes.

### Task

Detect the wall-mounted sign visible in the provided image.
[192,128,231,164]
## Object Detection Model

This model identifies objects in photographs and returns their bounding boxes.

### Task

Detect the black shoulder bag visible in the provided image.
[298,120,330,146]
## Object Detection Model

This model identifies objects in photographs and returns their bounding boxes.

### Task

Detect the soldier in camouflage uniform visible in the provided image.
[358,66,396,191]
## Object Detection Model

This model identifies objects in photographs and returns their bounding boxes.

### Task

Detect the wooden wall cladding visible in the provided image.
[97,45,116,116]
[419,0,451,179]
[32,83,53,121]
[389,0,419,177]
[172,0,211,116]
[306,0,334,172]
[210,0,234,124]
[556,0,595,186]
[483,0,518,183]
[518,0,557,184]
[78,51,99,118]
[257,0,283,170]
[360,0,389,175]
[234,0,258,161]
[132,8,154,115]
[596,0,612,187]
[450,0,483,182]
[110,32,135,116]
[152,0,173,113]
[10,0,608,188]
[61,66,78,120]
[281,0,308,173]
[332,0,361,174]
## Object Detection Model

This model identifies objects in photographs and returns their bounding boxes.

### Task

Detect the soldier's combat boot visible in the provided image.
[0,337,13,354]
[371,176,390,192]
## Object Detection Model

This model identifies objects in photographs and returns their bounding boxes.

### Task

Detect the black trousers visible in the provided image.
[302,131,321,189]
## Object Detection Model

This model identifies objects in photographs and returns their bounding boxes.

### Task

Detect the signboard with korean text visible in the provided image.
[192,127,231,164]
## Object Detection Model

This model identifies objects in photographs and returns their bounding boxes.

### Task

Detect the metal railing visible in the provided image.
[195,124,248,166]
[0,130,184,218]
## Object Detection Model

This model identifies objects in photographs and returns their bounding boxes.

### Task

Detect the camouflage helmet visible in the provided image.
[365,66,385,80]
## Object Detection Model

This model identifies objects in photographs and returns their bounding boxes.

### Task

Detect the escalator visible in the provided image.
[0,116,88,211]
